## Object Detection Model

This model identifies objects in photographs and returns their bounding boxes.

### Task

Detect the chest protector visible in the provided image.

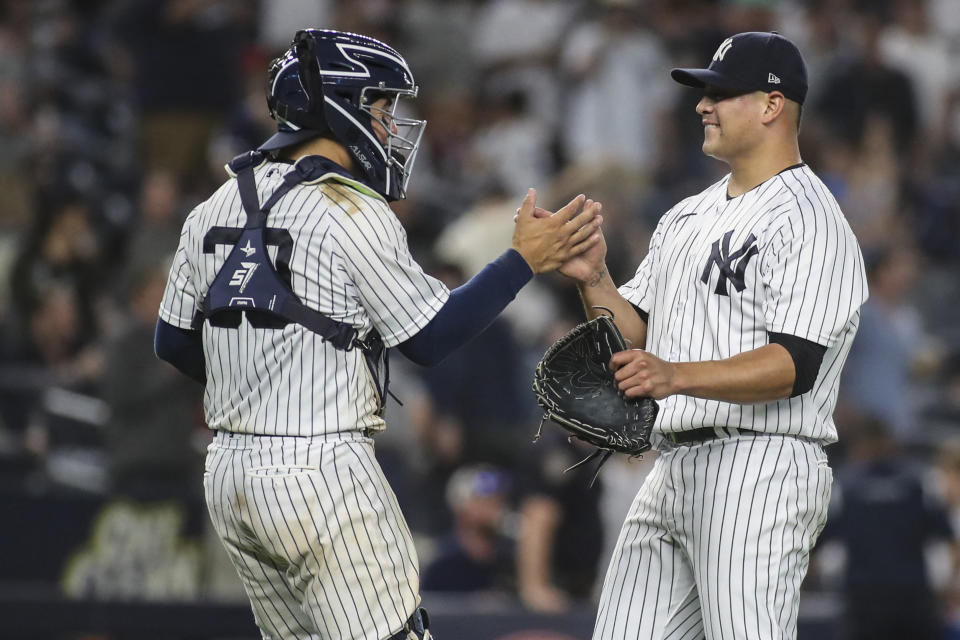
[194,151,392,414]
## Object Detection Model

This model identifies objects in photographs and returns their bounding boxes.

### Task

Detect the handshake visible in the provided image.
[510,188,607,281]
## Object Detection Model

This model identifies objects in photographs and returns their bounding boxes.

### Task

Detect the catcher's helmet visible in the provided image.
[261,29,426,201]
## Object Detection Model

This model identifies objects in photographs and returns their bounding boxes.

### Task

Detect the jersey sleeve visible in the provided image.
[617,212,667,312]
[760,201,868,347]
[158,208,201,329]
[336,200,450,347]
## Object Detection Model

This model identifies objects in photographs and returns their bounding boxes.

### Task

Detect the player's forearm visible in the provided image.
[672,343,795,403]
[577,269,647,347]
[398,249,531,366]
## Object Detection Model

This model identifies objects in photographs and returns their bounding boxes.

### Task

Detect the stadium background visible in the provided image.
[1,0,960,637]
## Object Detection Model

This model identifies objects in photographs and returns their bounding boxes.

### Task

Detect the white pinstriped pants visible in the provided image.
[204,432,421,640]
[593,434,832,640]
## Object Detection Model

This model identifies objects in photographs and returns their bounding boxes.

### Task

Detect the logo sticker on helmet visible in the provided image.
[351,146,373,172]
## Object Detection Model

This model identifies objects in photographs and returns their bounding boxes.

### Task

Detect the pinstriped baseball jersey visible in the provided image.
[161,157,443,640]
[618,164,867,442]
[159,160,450,436]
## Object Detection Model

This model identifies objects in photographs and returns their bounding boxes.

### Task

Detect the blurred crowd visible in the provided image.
[2,0,960,634]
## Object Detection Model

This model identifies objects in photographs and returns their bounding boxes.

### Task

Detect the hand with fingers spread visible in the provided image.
[512,189,602,274]
[610,349,678,400]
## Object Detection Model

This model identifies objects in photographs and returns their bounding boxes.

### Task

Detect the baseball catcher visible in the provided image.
[532,309,658,485]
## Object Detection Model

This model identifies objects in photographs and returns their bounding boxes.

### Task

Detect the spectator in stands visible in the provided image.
[516,432,604,613]
[839,244,941,443]
[879,0,956,138]
[7,282,106,493]
[112,0,253,191]
[559,0,674,176]
[10,194,104,340]
[421,465,514,593]
[103,264,202,501]
[126,169,189,275]
[405,261,533,535]
[815,13,918,153]
[471,0,577,130]
[466,87,554,198]
[820,416,958,640]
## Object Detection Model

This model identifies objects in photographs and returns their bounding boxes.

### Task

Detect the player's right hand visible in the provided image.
[520,196,608,283]
[512,189,602,274]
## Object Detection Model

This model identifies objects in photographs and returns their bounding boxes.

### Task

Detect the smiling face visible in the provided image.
[696,87,769,162]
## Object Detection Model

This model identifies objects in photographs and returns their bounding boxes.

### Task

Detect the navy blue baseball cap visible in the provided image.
[671,31,808,105]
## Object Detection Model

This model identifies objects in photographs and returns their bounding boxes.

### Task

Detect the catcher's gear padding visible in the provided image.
[532,311,657,485]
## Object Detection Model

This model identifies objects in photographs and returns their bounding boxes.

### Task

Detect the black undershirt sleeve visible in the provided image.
[154,319,206,384]
[630,303,649,324]
[768,332,827,397]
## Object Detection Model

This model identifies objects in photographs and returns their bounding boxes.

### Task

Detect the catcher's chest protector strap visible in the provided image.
[196,152,357,348]
[196,152,393,412]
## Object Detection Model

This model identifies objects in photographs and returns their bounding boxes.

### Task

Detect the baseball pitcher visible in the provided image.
[554,32,867,640]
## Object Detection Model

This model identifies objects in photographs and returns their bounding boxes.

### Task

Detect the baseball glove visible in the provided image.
[532,310,658,485]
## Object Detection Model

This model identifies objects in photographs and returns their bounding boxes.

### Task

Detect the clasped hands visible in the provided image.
[511,188,677,400]
[510,188,603,274]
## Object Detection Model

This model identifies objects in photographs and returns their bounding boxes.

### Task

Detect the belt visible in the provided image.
[661,427,761,445]
[211,429,375,441]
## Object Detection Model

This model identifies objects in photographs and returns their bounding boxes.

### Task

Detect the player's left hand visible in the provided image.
[525,201,607,284]
[610,349,678,400]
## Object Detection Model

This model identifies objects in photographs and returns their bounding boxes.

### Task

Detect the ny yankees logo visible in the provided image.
[713,37,734,62]
[700,230,759,295]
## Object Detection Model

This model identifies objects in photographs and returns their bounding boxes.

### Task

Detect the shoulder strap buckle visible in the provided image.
[227,150,266,175]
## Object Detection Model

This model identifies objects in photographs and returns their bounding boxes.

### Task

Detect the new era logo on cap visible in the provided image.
[670,31,808,105]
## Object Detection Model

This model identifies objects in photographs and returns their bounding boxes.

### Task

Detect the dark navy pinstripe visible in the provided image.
[162,161,441,639]
[594,436,831,640]
[617,166,867,442]
[203,433,419,640]
[160,164,450,437]
[594,165,864,640]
